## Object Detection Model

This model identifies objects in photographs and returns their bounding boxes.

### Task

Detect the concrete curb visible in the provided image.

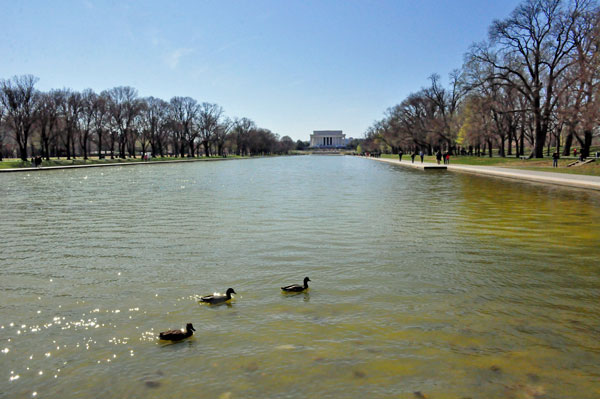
[0,157,241,173]
[360,156,600,192]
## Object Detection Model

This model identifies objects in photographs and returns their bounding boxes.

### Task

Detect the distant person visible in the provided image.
[445,153,450,165]
[435,150,442,165]
[552,151,559,167]
[573,148,577,157]
[398,150,403,162]
[411,151,416,163]
[579,152,585,162]
[419,150,424,163]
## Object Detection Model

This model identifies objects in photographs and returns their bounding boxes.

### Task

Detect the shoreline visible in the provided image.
[0,157,246,173]
[361,156,600,192]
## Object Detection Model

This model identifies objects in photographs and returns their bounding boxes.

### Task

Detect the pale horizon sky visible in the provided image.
[1,0,522,142]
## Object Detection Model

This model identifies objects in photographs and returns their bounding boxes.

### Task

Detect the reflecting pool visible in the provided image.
[1,156,599,398]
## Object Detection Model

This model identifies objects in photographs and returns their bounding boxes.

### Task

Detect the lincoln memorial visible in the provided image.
[309,130,346,148]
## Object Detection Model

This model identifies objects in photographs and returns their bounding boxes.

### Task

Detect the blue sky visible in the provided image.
[1,0,521,141]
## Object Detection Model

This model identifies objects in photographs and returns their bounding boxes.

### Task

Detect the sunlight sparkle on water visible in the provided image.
[1,156,599,399]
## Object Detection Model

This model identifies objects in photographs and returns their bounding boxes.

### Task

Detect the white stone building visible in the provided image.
[310,130,346,148]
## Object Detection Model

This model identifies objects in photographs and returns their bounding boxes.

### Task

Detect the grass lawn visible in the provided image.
[381,154,600,176]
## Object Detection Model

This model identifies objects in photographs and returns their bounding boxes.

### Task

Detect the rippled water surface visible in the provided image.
[1,156,599,398]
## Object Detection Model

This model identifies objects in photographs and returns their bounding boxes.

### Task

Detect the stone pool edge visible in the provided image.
[0,157,246,173]
[360,156,600,192]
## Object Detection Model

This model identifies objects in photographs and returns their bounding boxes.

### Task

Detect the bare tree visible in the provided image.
[463,58,526,156]
[248,128,278,155]
[232,117,255,156]
[79,89,97,160]
[423,71,467,152]
[54,89,83,160]
[92,91,111,159]
[0,100,6,160]
[0,75,39,161]
[470,0,591,158]
[36,91,61,160]
[169,97,199,157]
[197,102,223,157]
[140,97,169,157]
[213,117,232,156]
[279,135,295,154]
[107,86,139,159]
[563,7,600,157]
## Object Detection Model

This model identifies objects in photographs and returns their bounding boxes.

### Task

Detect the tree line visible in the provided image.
[363,0,600,159]
[0,76,298,161]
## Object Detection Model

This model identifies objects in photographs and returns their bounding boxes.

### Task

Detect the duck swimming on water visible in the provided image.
[281,277,311,292]
[159,323,195,341]
[200,288,236,304]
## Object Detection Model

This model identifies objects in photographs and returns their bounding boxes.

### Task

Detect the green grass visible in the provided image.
[381,154,600,176]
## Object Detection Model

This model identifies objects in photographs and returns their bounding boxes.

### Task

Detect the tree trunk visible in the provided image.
[65,136,71,160]
[519,126,525,156]
[562,129,573,156]
[98,131,103,159]
[110,135,116,159]
[72,135,77,159]
[83,134,89,160]
[43,137,50,160]
[582,130,592,158]
[533,113,547,158]
[17,140,27,161]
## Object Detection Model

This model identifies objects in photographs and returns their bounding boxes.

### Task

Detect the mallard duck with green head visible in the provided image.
[200,288,236,304]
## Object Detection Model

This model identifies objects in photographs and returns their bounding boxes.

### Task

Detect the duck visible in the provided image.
[281,277,311,292]
[159,323,195,341]
[200,288,236,304]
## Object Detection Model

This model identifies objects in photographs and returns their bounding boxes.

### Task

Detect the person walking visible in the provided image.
[419,150,424,163]
[411,151,416,163]
[552,151,559,168]
[435,150,442,165]
[398,150,403,162]
[445,153,450,165]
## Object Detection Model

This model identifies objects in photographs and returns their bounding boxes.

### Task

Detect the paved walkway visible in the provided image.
[364,156,600,191]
